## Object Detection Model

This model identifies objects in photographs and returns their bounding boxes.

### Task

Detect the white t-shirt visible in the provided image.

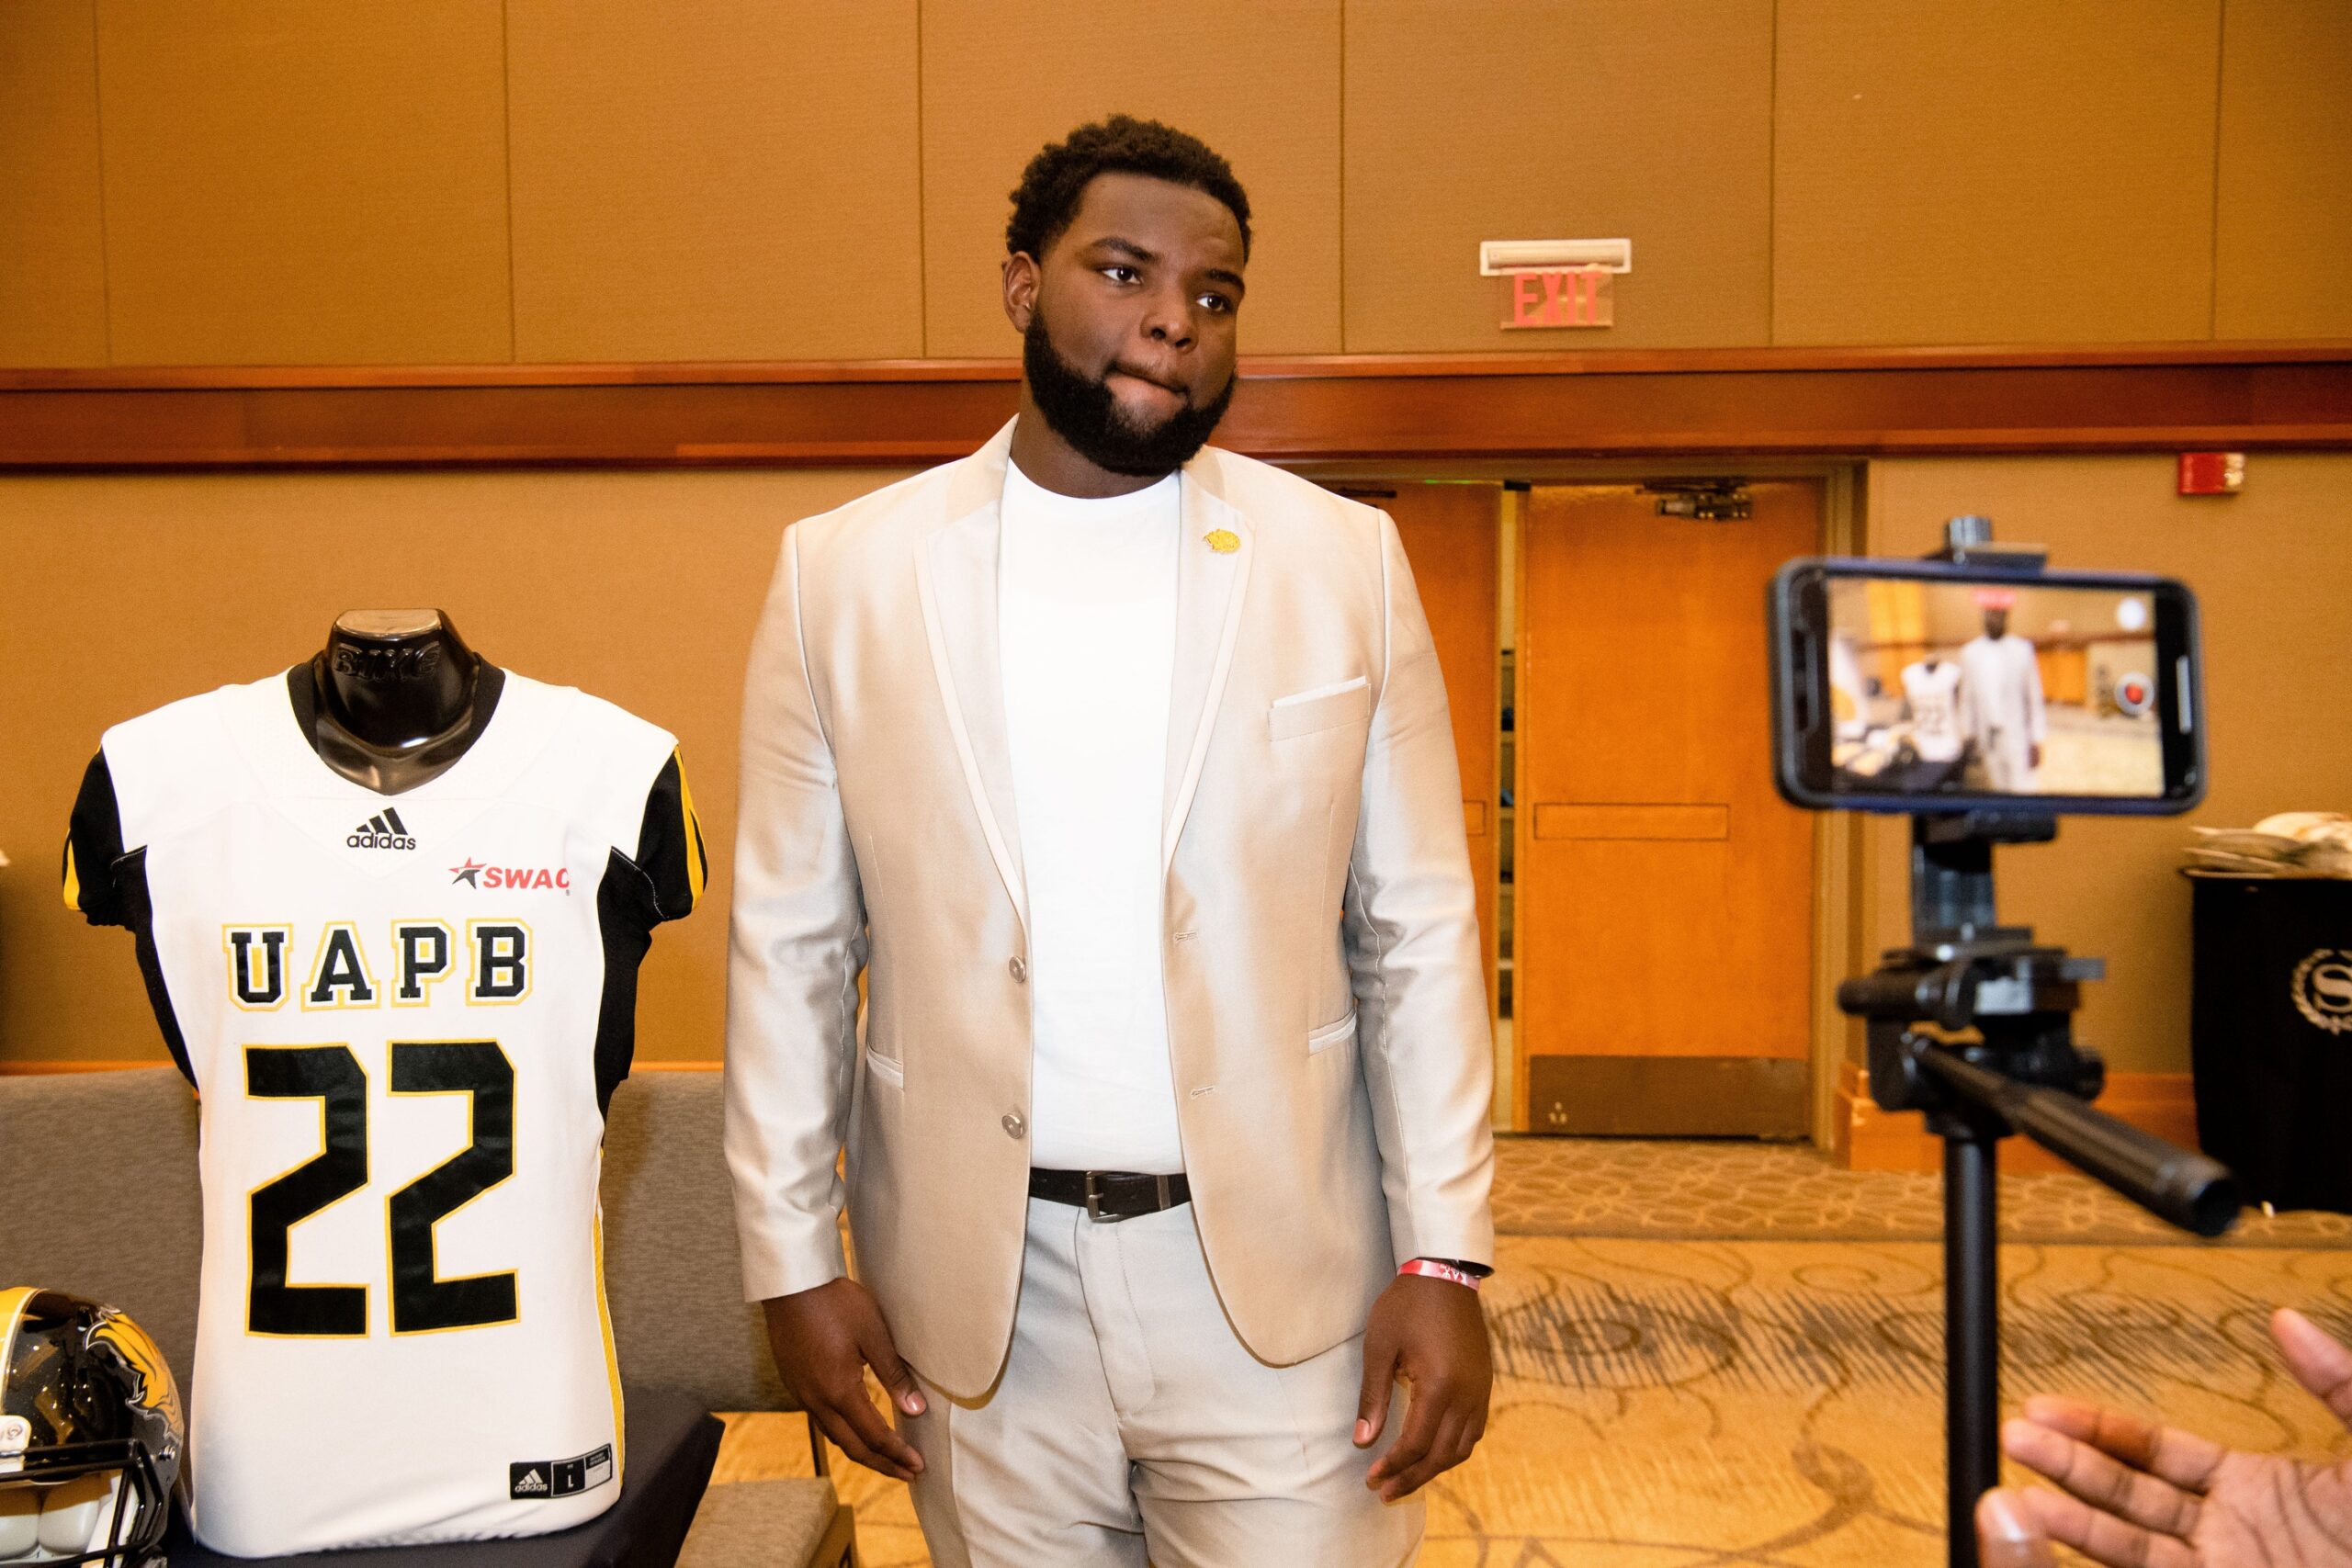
[998,459,1185,1174]
[1901,660,1965,762]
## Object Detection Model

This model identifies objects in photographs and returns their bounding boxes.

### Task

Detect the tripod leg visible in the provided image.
[1944,1130,2002,1568]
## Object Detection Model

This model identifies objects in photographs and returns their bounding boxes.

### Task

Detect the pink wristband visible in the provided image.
[1397,1258,1482,1292]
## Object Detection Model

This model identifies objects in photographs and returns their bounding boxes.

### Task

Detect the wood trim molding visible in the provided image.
[1833,1060,2199,1174]
[5,341,2346,390]
[3,344,2347,468]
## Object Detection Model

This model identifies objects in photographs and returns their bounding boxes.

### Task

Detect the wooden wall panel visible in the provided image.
[95,0,512,366]
[1862,453,2352,1077]
[917,0,1341,358]
[1773,0,2222,345]
[506,1,923,362]
[0,467,909,1067]
[0,2,108,367]
[1343,0,1773,353]
[2214,3,2352,340]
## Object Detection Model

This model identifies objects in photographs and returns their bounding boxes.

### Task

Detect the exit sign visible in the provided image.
[1501,267,1613,330]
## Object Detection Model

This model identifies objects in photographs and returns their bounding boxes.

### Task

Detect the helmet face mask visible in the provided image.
[1,1292,183,1568]
[1,1441,169,1568]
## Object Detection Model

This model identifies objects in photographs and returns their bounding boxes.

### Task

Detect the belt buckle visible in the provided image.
[1084,1171,1116,1223]
[1083,1172,1170,1223]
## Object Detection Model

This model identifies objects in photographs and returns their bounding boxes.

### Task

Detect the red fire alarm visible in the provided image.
[2177,452,2245,495]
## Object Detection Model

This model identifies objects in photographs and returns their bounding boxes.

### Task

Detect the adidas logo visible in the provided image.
[347,807,417,852]
[513,1467,548,1494]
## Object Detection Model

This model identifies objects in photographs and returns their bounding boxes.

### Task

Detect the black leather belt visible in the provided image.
[1029,1168,1191,1222]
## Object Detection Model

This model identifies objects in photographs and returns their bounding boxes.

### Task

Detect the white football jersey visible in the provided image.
[1900,660,1965,763]
[62,667,704,1556]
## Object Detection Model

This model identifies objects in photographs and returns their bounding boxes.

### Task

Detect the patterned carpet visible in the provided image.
[1487,1134,2351,1247]
[709,1137,2352,1566]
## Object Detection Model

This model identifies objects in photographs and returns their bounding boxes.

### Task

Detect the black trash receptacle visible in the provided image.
[2190,874,2352,1212]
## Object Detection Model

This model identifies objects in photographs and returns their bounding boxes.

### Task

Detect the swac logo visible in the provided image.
[450,859,571,893]
[2291,949,2352,1037]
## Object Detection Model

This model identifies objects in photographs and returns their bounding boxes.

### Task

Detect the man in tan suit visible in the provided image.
[726,116,1496,1567]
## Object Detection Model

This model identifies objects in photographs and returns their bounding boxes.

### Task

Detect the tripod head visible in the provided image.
[1840,811,2240,1235]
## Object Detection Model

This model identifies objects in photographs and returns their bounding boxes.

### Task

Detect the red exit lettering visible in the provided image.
[1501,267,1613,330]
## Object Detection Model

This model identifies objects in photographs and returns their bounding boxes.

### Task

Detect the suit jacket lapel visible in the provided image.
[1162,454,1253,873]
[917,421,1027,931]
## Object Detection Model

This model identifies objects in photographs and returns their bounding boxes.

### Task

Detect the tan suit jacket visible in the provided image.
[724,420,1494,1399]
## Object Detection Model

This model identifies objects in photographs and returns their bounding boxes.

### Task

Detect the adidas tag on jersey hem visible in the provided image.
[510,1443,614,1501]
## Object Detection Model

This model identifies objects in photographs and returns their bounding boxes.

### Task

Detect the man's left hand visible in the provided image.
[1355,1272,1493,1501]
[1980,1308,2352,1568]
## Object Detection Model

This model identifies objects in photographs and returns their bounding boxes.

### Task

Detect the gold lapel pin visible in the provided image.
[1204,528,1240,555]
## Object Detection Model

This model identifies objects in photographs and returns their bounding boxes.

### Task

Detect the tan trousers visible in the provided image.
[900,1197,1424,1568]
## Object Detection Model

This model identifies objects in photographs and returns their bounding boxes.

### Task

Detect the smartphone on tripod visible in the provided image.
[1768,558,2205,816]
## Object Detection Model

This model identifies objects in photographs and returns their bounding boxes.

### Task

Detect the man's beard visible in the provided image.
[1023,315,1237,478]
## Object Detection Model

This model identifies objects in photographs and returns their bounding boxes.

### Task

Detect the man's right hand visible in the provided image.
[762,1278,927,1481]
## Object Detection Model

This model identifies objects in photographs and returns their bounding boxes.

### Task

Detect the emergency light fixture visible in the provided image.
[1478,239,1633,276]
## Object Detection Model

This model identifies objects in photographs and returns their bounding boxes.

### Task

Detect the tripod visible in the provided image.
[1838,812,2241,1568]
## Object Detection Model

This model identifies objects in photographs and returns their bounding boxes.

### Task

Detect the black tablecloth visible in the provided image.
[164,1390,721,1568]
[2191,874,2352,1212]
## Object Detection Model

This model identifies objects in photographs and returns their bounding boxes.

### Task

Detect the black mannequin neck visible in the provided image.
[298,610,501,795]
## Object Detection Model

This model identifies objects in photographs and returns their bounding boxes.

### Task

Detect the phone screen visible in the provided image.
[1823,576,2172,800]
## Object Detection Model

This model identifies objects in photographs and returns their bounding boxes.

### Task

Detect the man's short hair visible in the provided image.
[1005,115,1252,262]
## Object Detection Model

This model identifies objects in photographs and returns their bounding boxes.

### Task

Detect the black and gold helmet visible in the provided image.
[0,1290,182,1567]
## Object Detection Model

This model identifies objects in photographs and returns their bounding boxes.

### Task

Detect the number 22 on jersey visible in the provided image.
[245,1041,517,1337]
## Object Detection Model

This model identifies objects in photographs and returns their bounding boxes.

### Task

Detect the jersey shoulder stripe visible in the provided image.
[631,749,706,921]
[62,751,124,923]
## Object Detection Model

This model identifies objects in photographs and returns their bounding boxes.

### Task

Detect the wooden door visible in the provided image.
[1356,483,1502,1015]
[1515,482,1818,1135]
